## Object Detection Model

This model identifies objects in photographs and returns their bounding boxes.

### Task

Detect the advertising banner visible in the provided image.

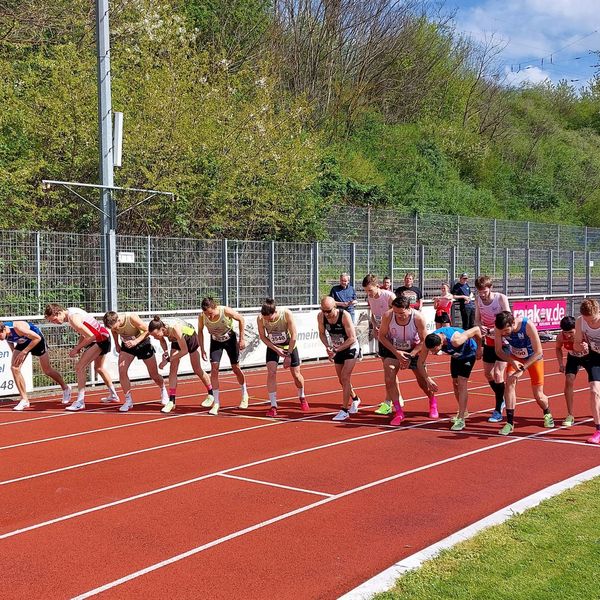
[512,300,566,331]
[0,340,33,397]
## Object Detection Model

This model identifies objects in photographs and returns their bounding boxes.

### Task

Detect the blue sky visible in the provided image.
[447,0,599,89]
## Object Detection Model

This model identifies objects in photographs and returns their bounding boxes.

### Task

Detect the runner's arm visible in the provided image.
[128,313,150,346]
[12,321,41,353]
[334,311,356,352]
[574,318,585,353]
[224,307,246,347]
[521,320,543,369]
[494,328,516,366]
[555,333,565,371]
[286,311,298,354]
[68,315,96,352]
[170,325,188,360]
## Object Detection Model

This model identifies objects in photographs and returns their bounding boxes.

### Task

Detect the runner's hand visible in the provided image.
[69,348,79,358]
[239,338,246,351]
[124,339,136,348]
[14,352,27,367]
[283,355,292,369]
[558,364,565,373]
[201,350,208,362]
[476,347,483,360]
[427,377,438,393]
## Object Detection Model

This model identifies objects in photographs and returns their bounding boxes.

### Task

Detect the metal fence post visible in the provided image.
[569,251,575,295]
[585,226,589,253]
[147,235,152,312]
[106,230,118,311]
[450,246,456,285]
[493,219,497,277]
[557,225,561,254]
[525,248,531,296]
[350,242,356,287]
[547,249,553,294]
[418,245,425,290]
[586,250,592,294]
[474,246,481,280]
[312,241,320,304]
[388,243,394,288]
[366,207,371,273]
[414,214,418,269]
[527,221,530,249]
[36,232,42,314]
[221,238,229,306]
[503,248,509,294]
[269,240,275,299]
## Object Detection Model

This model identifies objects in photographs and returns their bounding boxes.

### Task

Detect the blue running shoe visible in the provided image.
[488,410,503,423]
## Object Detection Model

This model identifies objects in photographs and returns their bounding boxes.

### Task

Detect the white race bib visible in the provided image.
[590,340,600,353]
[269,331,288,346]
[393,339,411,351]
[510,346,529,359]
[330,333,345,350]
[212,331,231,342]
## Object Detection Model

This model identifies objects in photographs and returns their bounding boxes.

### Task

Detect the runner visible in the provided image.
[494,311,553,435]
[103,311,169,412]
[417,326,482,431]
[329,273,358,322]
[198,297,248,415]
[474,275,510,423]
[257,298,307,417]
[452,273,475,329]
[378,296,439,426]
[148,316,214,414]
[0,319,71,410]
[555,315,589,427]
[362,273,395,415]
[318,296,361,421]
[394,272,423,310]
[574,299,600,444]
[44,304,117,411]
[434,283,453,328]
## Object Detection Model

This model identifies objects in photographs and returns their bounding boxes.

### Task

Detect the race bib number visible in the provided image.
[330,333,345,350]
[269,331,288,346]
[589,340,600,353]
[212,331,231,342]
[374,315,382,326]
[510,346,529,359]
[393,339,411,351]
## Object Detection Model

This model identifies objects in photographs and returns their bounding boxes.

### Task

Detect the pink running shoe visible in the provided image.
[300,397,310,411]
[390,409,405,427]
[587,430,600,445]
[429,397,439,419]
[266,407,278,418]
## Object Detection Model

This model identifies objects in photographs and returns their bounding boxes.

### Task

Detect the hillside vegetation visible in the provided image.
[1,0,600,239]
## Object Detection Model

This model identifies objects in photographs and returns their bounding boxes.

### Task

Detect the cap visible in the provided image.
[460,273,469,278]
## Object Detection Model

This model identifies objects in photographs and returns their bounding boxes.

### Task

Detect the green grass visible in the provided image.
[374,476,600,600]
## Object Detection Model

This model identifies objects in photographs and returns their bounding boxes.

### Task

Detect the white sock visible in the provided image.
[241,383,247,395]
[213,389,220,407]
[77,390,85,403]
[268,392,277,407]
[108,386,118,397]
[125,391,132,401]
[298,388,305,399]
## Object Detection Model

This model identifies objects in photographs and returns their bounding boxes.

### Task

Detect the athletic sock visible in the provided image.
[168,388,176,404]
[241,383,247,395]
[207,385,213,394]
[213,389,220,407]
[298,387,305,399]
[352,395,359,402]
[108,385,118,397]
[595,424,600,431]
[77,390,85,403]
[490,381,505,412]
[268,392,277,408]
[506,409,514,425]
[543,407,550,415]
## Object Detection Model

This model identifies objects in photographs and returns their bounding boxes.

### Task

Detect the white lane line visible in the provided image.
[0,393,567,540]
[218,473,334,497]
[70,418,589,599]
[339,462,600,599]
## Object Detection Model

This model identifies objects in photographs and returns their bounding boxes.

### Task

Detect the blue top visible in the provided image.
[435,326,477,359]
[451,281,474,307]
[3,321,43,346]
[329,284,356,316]
[505,317,534,359]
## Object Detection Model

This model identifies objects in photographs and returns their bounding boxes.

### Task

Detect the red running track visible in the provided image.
[0,354,598,599]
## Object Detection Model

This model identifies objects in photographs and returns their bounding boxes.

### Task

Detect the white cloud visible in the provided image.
[503,65,550,86]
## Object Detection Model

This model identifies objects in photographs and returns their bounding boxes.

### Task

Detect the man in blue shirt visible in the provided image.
[329,273,358,323]
[452,273,475,330]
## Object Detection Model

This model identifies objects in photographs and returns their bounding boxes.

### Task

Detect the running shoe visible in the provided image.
[66,398,85,411]
[161,400,175,414]
[332,409,350,421]
[119,395,133,412]
[374,402,393,415]
[13,399,30,411]
[61,386,72,405]
[450,417,465,431]
[499,423,514,436]
[451,411,469,423]
[488,410,503,423]
[300,397,310,411]
[266,407,277,417]
[201,394,215,408]
[101,392,120,404]
[587,430,600,445]
[543,413,555,428]
[349,398,361,414]
[390,411,404,427]
[208,405,219,416]
[562,415,575,427]
[239,394,249,409]
[428,398,439,419]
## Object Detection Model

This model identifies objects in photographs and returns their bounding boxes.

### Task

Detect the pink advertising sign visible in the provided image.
[512,300,566,331]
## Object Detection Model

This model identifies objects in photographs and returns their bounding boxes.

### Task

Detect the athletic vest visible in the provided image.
[505,317,534,359]
[387,311,420,351]
[435,296,453,317]
[3,321,43,345]
[115,313,143,340]
[323,310,357,351]
[261,310,290,347]
[561,333,588,357]
[581,317,600,354]
[67,307,109,341]
[205,307,234,342]
[164,317,196,340]
[476,293,506,346]
[367,290,395,325]
[435,327,477,359]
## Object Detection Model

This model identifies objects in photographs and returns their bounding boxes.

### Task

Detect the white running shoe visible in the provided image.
[239,394,249,409]
[61,386,72,405]
[66,398,85,411]
[349,398,361,414]
[161,400,175,414]
[13,399,30,411]
[208,405,219,416]
[332,409,350,421]
[119,395,133,412]
[101,392,120,404]
[201,394,215,408]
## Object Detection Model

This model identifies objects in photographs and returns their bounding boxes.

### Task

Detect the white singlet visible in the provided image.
[67,307,109,341]
[581,317,600,354]
[387,311,420,351]
[476,294,506,346]
[367,290,395,326]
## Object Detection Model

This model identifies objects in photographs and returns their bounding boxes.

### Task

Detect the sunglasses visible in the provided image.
[321,308,334,314]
